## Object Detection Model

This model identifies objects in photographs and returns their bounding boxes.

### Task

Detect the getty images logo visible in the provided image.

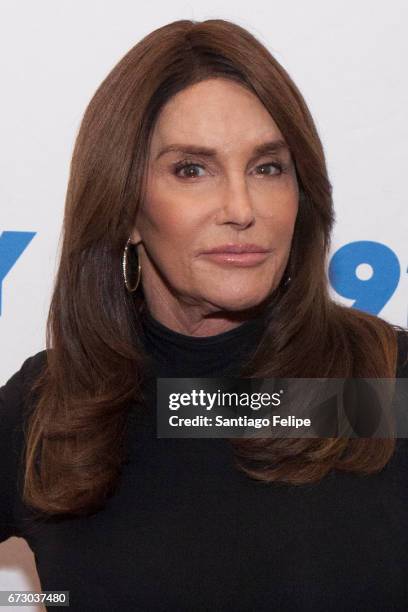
[0,231,36,316]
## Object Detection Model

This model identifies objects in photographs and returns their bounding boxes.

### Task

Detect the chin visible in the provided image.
[205,290,271,313]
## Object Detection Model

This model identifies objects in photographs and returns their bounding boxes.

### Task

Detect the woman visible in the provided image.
[1,18,407,612]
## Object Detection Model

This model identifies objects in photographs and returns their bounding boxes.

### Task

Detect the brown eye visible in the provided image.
[175,163,206,179]
[255,162,283,176]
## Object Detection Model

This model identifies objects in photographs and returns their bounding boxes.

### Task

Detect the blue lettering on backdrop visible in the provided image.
[328,240,401,315]
[0,235,405,319]
[0,231,36,315]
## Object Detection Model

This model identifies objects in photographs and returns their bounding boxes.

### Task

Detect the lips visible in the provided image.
[201,243,270,254]
[200,250,270,267]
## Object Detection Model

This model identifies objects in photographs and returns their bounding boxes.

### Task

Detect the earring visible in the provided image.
[122,237,141,293]
[283,273,292,287]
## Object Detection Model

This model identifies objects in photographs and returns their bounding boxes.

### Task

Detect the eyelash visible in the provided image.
[173,160,285,179]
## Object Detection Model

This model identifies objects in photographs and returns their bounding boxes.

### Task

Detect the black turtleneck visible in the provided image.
[0,316,408,611]
[139,306,268,377]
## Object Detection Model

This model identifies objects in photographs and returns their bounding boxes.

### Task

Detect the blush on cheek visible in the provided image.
[150,197,199,237]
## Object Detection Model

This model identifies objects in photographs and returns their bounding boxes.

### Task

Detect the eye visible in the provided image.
[173,160,285,180]
[174,162,206,179]
[254,162,283,176]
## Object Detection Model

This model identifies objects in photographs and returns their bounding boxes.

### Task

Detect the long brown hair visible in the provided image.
[23,18,404,516]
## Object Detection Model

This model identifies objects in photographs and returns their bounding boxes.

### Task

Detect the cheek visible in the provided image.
[141,189,207,249]
[256,172,298,214]
[263,194,298,245]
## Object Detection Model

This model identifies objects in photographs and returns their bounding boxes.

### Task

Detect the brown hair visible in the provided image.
[23,18,404,516]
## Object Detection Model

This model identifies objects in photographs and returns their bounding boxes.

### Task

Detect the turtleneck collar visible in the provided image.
[139,306,269,377]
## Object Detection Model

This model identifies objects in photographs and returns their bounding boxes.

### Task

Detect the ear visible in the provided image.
[129,226,142,245]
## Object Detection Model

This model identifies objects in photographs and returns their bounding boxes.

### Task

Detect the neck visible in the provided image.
[139,303,269,378]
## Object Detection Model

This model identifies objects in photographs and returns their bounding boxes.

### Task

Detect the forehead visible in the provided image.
[150,78,284,155]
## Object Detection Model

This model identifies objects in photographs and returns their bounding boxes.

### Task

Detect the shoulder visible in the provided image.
[0,349,48,542]
[396,328,408,378]
[0,349,48,422]
[0,348,48,460]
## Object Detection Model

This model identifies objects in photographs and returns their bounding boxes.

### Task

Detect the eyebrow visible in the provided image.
[155,139,290,161]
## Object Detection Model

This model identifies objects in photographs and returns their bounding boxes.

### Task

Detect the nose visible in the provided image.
[216,174,255,228]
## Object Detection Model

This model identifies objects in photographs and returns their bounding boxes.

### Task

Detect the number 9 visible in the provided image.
[328,240,400,315]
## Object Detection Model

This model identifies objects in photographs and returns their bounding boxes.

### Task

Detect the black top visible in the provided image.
[1,310,408,612]
[139,306,269,377]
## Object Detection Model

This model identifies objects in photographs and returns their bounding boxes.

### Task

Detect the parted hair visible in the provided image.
[23,18,405,516]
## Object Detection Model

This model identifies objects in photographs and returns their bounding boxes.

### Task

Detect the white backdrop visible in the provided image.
[1,1,407,609]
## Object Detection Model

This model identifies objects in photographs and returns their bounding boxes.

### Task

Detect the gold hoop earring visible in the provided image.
[122,237,141,293]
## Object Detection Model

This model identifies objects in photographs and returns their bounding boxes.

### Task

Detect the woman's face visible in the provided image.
[131,77,299,331]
